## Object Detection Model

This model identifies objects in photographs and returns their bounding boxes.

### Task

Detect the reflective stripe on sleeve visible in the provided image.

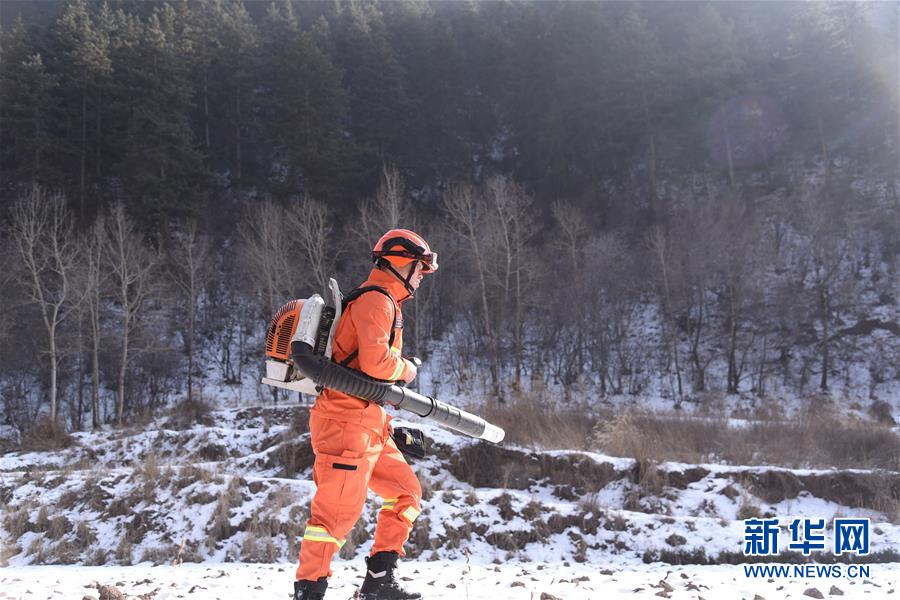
[381,498,398,511]
[388,359,406,381]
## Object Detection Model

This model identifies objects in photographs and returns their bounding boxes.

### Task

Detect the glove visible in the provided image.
[400,359,417,384]
[391,427,427,460]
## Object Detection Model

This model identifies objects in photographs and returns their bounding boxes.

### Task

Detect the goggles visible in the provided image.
[374,237,438,271]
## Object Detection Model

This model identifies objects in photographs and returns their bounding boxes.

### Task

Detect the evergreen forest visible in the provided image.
[0,0,898,434]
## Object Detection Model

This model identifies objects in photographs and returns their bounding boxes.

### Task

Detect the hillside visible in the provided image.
[2,404,897,598]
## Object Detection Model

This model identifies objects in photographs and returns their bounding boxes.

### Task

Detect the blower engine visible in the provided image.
[262,279,505,444]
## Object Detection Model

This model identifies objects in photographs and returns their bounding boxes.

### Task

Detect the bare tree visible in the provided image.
[583,233,644,397]
[715,199,763,395]
[8,187,81,423]
[238,199,298,315]
[551,200,590,391]
[82,216,105,429]
[238,198,335,404]
[288,196,339,293]
[443,176,536,397]
[486,176,535,390]
[104,204,158,425]
[795,178,858,393]
[357,163,412,248]
[168,220,210,403]
[648,226,685,404]
[443,182,500,396]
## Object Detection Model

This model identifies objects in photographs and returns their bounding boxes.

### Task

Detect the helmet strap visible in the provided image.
[376,257,416,297]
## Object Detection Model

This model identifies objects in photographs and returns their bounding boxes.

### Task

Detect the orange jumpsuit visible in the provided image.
[296,268,422,582]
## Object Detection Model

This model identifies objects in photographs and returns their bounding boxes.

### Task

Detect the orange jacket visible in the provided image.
[310,268,415,432]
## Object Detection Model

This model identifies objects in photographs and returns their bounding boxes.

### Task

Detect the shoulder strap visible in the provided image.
[339,286,398,368]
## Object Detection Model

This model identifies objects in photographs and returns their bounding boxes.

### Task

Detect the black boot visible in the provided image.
[359,551,421,599]
[294,578,327,600]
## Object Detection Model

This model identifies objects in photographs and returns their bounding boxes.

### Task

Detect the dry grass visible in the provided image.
[124,510,155,545]
[869,401,896,425]
[19,416,74,451]
[139,545,177,565]
[225,476,245,505]
[136,453,161,481]
[46,516,71,541]
[85,548,108,566]
[736,494,763,520]
[173,464,215,491]
[237,483,303,560]
[592,408,900,470]
[406,515,437,558]
[482,392,600,450]
[165,397,214,430]
[240,534,280,563]
[868,476,900,523]
[56,489,80,511]
[339,517,371,559]
[104,498,133,518]
[3,506,32,539]
[75,521,97,547]
[264,484,295,511]
[202,476,246,544]
[270,438,314,479]
[288,407,311,436]
[0,542,21,567]
[34,505,50,532]
[482,393,898,471]
[115,536,133,565]
[27,537,48,564]
[45,539,80,564]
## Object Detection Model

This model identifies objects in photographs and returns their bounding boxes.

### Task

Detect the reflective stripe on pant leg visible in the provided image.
[367,436,423,556]
[400,505,421,524]
[303,525,345,548]
[297,415,383,581]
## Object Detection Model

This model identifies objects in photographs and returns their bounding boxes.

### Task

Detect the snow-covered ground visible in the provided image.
[2,404,898,599]
[1,560,897,599]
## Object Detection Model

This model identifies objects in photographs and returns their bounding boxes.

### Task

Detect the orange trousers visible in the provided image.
[295,412,422,581]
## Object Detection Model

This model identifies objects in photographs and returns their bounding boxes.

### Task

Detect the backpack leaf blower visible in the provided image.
[262,278,505,444]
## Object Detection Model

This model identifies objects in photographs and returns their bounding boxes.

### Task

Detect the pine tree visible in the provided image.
[114,5,205,222]
[331,2,409,191]
[218,0,258,183]
[55,0,111,218]
[0,18,59,184]
[258,2,348,199]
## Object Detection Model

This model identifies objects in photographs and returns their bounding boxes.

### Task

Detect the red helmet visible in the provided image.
[372,229,438,273]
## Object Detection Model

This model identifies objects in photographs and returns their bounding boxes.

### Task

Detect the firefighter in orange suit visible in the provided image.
[293,229,437,600]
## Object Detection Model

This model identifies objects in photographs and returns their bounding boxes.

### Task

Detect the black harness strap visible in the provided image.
[338,286,398,368]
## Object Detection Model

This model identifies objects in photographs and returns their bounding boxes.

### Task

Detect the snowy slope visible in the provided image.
[1,404,898,599]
